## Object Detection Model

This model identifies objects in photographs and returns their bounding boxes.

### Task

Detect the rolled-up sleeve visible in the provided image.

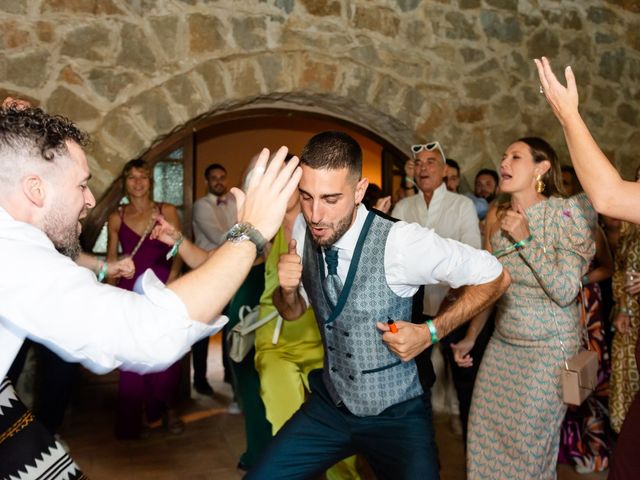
[385,221,503,297]
[1,240,225,375]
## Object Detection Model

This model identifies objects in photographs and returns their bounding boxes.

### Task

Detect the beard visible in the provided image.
[212,184,227,196]
[308,205,356,247]
[43,207,82,260]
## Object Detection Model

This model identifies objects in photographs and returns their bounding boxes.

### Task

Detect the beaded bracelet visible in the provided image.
[426,319,439,345]
[166,233,184,260]
[96,261,108,282]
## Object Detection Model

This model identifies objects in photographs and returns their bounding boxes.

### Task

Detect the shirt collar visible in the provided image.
[332,203,368,253]
[432,182,447,200]
[420,182,446,205]
[0,206,54,248]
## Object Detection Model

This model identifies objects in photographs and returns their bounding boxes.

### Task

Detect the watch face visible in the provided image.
[226,222,266,254]
[228,222,249,238]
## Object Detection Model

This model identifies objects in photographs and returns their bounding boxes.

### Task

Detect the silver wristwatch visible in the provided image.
[225,222,267,255]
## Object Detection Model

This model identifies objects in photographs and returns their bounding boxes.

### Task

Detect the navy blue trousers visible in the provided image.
[246,369,439,480]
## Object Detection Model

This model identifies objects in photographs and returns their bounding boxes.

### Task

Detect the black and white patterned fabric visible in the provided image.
[0,378,85,480]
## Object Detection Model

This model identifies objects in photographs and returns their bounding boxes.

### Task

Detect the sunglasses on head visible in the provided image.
[410,141,446,163]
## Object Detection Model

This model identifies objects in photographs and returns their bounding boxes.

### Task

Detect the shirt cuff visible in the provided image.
[140,269,228,339]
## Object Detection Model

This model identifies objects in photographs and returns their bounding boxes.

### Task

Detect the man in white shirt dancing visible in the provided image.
[0,103,300,478]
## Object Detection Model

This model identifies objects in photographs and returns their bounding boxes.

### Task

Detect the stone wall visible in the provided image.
[1,0,639,195]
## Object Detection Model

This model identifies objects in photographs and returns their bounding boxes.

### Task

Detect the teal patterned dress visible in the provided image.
[467,194,595,479]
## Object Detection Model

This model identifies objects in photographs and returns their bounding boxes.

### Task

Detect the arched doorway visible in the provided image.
[82,108,409,252]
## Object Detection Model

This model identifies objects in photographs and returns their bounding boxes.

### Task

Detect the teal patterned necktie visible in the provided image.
[323,247,343,307]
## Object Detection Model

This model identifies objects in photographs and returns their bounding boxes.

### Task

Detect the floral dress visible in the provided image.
[468,195,595,479]
[610,223,640,433]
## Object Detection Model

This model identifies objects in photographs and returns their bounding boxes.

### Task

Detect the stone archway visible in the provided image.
[3,1,639,192]
[80,101,410,251]
[86,52,424,198]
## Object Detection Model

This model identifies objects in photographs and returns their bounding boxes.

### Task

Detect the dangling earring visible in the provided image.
[535,175,545,194]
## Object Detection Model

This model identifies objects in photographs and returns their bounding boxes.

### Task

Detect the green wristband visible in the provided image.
[513,234,534,249]
[166,233,183,260]
[426,319,439,345]
[96,261,108,282]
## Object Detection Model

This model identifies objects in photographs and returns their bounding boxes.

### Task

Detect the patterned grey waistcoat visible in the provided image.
[301,210,425,416]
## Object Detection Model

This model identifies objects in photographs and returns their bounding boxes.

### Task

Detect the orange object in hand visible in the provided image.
[387,317,398,334]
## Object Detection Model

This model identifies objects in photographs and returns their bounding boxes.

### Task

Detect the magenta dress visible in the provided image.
[114,204,181,439]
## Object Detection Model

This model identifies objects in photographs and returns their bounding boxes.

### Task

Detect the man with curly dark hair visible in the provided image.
[0,100,301,478]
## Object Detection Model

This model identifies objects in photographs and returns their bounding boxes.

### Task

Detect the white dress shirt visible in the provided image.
[192,192,237,250]
[0,207,224,379]
[392,183,481,315]
[293,204,501,304]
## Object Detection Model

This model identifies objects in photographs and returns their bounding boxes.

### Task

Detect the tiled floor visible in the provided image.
[57,337,607,479]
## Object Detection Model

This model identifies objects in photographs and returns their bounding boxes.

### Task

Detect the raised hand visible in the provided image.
[534,56,579,126]
[231,146,302,241]
[404,159,416,179]
[278,239,302,294]
[149,214,181,246]
[500,203,531,243]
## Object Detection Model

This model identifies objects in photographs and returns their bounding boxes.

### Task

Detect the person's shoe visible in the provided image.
[193,380,214,396]
[227,401,241,415]
[163,414,185,435]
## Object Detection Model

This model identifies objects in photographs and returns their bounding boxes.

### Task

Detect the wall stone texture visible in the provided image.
[1,0,639,196]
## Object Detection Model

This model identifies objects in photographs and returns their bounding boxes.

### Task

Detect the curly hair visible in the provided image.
[0,106,89,162]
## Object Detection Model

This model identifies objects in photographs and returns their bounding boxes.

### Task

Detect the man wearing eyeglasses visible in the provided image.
[391,141,482,440]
